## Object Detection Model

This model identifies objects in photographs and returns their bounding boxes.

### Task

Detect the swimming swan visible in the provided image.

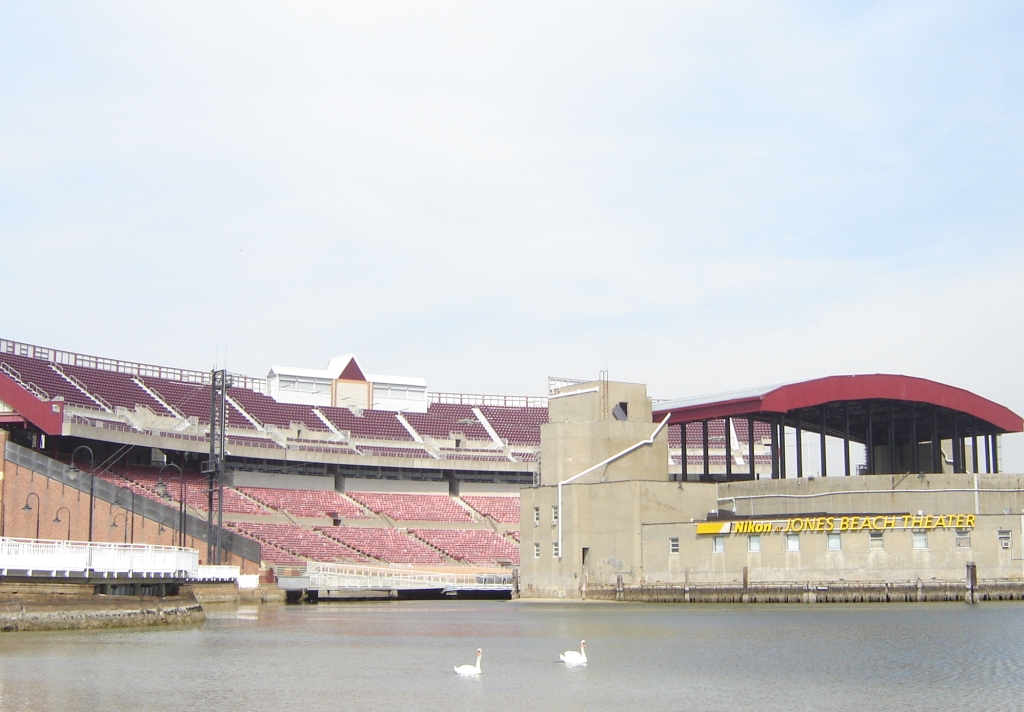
[560,640,587,666]
[454,648,482,675]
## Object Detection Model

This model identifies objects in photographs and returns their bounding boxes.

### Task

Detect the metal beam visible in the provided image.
[843,402,851,476]
[748,418,756,480]
[795,410,803,478]
[819,406,827,477]
[702,420,709,478]
[679,423,687,482]
[771,415,780,479]
[725,417,732,479]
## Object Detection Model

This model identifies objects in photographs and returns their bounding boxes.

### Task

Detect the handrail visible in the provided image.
[0,361,49,400]
[557,414,671,558]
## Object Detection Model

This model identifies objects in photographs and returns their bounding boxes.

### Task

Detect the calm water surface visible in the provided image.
[0,600,1022,711]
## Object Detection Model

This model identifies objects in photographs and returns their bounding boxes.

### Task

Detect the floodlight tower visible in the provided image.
[205,368,230,565]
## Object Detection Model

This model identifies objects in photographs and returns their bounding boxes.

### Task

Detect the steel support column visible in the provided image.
[679,423,687,482]
[952,416,961,473]
[843,402,851,476]
[702,420,710,478]
[971,427,979,474]
[771,415,780,479]
[795,410,803,478]
[819,406,827,477]
[985,433,992,474]
[725,417,733,479]
[748,418,756,479]
[931,408,940,474]
[993,434,999,473]
[779,418,787,479]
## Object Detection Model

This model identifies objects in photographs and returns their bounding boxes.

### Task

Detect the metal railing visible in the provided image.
[0,337,266,393]
[303,561,511,590]
[429,392,548,408]
[0,536,198,577]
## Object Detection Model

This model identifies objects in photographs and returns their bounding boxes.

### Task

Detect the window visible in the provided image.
[669,537,679,554]
[713,536,725,553]
[955,529,971,548]
[612,402,629,421]
[533,542,540,558]
[748,535,761,553]
[552,541,560,558]
[913,531,928,550]
[552,505,559,524]
[999,530,1012,549]
[869,531,884,550]
[786,534,800,552]
[827,533,841,551]
[533,507,540,526]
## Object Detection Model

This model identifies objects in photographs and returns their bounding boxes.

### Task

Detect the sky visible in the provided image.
[2,2,1023,467]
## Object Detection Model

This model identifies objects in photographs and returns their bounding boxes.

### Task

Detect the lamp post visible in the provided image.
[22,492,41,539]
[114,487,137,544]
[53,506,72,541]
[68,445,96,542]
[156,462,185,548]
[110,512,127,544]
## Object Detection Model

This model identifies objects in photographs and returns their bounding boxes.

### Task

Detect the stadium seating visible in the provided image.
[411,529,519,565]
[0,353,95,407]
[403,403,491,442]
[231,522,371,563]
[60,364,171,414]
[461,496,520,523]
[479,405,547,446]
[316,526,447,565]
[357,445,431,459]
[506,530,519,542]
[238,487,366,519]
[317,406,412,440]
[113,466,268,514]
[347,492,473,522]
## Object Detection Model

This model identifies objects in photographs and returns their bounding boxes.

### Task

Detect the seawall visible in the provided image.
[579,580,1024,604]
[0,591,206,632]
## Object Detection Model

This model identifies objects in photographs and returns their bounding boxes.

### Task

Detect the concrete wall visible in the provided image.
[339,477,448,494]
[231,471,336,490]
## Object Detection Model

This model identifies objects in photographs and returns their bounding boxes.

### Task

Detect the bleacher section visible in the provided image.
[238,487,367,520]
[113,466,268,514]
[462,496,520,523]
[348,492,473,522]
[231,522,371,563]
[316,526,447,565]
[403,403,491,442]
[412,529,520,565]
[480,405,546,446]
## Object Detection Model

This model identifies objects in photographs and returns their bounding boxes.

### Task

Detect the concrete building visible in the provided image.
[519,377,1024,600]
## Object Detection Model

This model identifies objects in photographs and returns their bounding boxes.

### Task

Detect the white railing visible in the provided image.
[303,561,510,590]
[429,392,548,408]
[196,564,241,581]
[0,537,199,577]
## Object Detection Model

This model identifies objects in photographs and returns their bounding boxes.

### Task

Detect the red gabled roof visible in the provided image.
[654,374,1024,434]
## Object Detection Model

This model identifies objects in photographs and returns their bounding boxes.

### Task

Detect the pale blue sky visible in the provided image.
[2,2,1022,465]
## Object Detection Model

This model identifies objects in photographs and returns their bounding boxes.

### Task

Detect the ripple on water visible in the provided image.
[0,601,1022,712]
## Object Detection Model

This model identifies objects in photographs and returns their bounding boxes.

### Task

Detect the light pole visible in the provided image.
[110,512,128,544]
[53,506,72,540]
[156,462,185,548]
[114,487,137,544]
[67,445,96,542]
[22,492,41,539]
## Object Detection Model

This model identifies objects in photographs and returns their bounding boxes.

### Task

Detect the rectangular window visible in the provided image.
[669,537,679,554]
[955,529,971,548]
[552,541,560,558]
[827,533,841,551]
[786,534,800,552]
[869,531,884,550]
[552,506,559,524]
[713,536,725,554]
[533,542,540,558]
[533,507,540,526]
[913,531,928,550]
[998,530,1012,549]
[748,535,761,553]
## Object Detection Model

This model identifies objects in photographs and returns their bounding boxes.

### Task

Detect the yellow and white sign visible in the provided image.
[699,514,976,535]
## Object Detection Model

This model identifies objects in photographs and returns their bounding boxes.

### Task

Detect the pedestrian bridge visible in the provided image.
[0,536,198,579]
[279,561,513,600]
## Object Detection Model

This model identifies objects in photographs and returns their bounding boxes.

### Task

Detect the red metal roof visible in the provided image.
[653,374,1024,434]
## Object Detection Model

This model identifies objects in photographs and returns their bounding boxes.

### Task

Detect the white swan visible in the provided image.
[560,640,587,666]
[454,648,482,676]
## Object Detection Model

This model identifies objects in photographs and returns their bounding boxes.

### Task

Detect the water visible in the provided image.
[1,600,1023,711]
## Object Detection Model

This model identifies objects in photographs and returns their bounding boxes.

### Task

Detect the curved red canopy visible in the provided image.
[653,374,1023,434]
